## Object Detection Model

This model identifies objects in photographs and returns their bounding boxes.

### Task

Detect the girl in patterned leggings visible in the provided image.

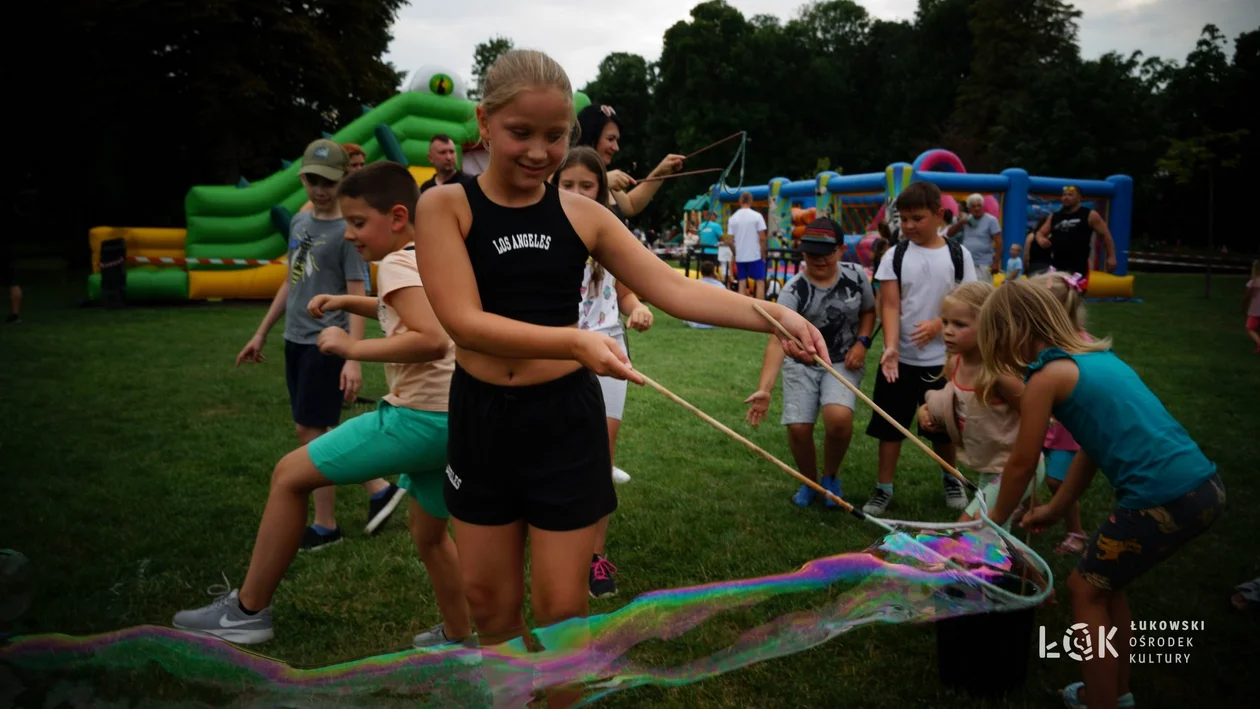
[978,280,1225,709]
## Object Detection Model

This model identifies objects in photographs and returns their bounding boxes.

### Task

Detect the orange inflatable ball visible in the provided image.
[790,207,816,226]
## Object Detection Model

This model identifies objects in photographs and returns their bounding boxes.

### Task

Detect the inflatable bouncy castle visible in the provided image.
[711,149,1135,299]
[88,69,592,302]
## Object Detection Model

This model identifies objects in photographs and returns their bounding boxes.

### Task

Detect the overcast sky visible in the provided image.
[384,0,1259,91]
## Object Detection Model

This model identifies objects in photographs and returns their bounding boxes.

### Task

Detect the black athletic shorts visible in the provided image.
[284,340,346,429]
[445,364,616,532]
[865,362,952,444]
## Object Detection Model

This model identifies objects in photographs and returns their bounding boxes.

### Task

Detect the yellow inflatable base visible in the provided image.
[188,263,382,300]
[89,227,187,273]
[189,264,288,300]
[995,270,1134,298]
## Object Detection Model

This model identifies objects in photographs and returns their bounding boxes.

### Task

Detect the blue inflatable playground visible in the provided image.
[699,148,1135,300]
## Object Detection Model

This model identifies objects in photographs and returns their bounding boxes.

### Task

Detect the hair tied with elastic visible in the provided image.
[1047,267,1086,293]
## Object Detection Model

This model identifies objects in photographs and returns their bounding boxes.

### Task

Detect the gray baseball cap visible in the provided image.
[299,139,349,181]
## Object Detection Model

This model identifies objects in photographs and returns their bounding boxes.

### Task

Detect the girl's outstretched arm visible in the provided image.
[415,186,637,380]
[585,196,829,365]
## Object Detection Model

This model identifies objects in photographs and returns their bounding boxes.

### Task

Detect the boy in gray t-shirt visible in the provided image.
[284,210,362,344]
[744,218,875,509]
[235,139,403,549]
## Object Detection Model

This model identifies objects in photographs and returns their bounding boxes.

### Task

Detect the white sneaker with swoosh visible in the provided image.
[173,584,274,644]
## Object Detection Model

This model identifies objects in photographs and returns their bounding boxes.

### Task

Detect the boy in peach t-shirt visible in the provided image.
[173,163,471,650]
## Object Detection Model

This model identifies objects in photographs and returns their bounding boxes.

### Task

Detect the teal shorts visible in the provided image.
[1043,448,1076,482]
[308,401,449,519]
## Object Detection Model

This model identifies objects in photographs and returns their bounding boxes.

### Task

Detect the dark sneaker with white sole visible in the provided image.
[299,525,342,552]
[365,483,407,535]
[589,554,618,599]
[173,587,273,644]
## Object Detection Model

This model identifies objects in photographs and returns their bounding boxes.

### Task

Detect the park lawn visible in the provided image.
[0,271,1256,707]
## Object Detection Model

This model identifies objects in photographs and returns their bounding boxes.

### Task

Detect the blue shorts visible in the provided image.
[737,259,766,281]
[307,401,449,519]
[1044,448,1076,482]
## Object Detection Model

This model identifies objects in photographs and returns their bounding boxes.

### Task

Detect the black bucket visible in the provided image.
[935,575,1038,696]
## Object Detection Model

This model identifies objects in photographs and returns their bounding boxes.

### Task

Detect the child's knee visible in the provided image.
[786,424,814,444]
[532,590,587,627]
[270,451,309,491]
[822,407,854,437]
[463,581,522,625]
[408,520,450,556]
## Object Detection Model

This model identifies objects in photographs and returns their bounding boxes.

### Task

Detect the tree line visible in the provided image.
[571,0,1255,253]
[9,0,1254,264]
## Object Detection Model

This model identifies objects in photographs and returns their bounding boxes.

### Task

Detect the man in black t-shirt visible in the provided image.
[418,134,471,193]
[1034,185,1117,281]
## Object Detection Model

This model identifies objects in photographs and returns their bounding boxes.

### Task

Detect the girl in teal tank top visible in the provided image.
[976,279,1225,709]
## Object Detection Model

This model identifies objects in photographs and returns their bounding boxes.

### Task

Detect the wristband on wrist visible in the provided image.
[858,335,872,348]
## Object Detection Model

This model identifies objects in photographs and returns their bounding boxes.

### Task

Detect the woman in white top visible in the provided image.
[552,147,653,599]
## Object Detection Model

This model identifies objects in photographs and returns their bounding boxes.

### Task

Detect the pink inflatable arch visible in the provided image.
[913,149,967,174]
[864,149,1002,232]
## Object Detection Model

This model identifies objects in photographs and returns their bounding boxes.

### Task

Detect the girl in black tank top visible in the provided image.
[412,48,830,666]
[462,178,589,326]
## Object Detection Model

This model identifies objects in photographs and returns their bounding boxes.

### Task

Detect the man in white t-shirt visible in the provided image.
[862,181,977,517]
[728,191,768,300]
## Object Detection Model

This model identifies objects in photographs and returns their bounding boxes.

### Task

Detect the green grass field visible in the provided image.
[1,272,1256,707]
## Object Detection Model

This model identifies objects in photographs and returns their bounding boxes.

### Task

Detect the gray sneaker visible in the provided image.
[412,622,477,649]
[942,475,968,510]
[173,586,273,644]
[861,488,892,516]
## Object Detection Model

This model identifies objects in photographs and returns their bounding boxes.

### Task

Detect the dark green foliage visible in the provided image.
[10,0,405,262]
[587,1,1256,253]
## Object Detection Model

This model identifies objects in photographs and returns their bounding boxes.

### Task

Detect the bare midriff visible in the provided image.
[454,324,584,386]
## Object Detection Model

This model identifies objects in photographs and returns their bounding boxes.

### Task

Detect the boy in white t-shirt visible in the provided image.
[862,181,977,516]
[728,191,768,300]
